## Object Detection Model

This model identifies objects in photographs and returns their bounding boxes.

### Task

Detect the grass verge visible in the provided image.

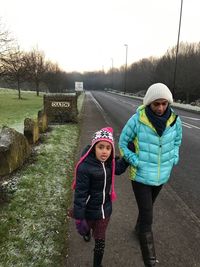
[0,88,44,128]
[0,90,85,266]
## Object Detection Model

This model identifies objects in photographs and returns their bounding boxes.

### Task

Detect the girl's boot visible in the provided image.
[93,239,105,267]
[139,231,157,267]
[93,251,103,267]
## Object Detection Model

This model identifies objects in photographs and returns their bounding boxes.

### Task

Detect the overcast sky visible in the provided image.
[0,0,199,73]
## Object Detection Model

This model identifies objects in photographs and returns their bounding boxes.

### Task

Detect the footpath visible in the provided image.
[65,92,200,267]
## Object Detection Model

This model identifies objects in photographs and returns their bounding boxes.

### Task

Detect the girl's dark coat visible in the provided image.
[74,146,128,220]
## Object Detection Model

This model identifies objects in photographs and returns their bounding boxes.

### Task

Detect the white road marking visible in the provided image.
[182,122,192,128]
[181,116,200,121]
[90,92,200,130]
[89,92,111,125]
[107,94,137,107]
[182,121,200,130]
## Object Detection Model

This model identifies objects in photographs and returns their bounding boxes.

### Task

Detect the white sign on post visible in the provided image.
[75,82,84,91]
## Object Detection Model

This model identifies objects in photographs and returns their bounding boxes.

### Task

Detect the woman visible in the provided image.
[119,83,182,267]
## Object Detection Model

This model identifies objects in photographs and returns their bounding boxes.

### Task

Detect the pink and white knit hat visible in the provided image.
[72,127,117,201]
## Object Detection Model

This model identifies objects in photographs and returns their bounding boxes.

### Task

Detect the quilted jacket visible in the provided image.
[119,105,182,186]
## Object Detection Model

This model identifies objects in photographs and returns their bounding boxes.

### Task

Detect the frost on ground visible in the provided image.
[0,124,79,267]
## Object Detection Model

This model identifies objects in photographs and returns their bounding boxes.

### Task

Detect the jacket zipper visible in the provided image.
[86,195,90,204]
[158,137,162,181]
[101,162,106,219]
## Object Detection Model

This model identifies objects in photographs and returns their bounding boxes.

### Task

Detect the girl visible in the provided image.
[72,127,128,267]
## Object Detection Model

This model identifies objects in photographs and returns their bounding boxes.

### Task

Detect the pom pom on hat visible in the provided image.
[143,83,173,106]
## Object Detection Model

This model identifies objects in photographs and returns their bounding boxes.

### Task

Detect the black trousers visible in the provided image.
[131,181,163,233]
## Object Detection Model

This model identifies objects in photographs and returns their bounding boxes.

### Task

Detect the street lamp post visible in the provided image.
[111,58,114,90]
[124,44,128,94]
[173,0,183,97]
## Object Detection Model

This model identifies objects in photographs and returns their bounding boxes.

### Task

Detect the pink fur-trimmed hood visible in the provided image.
[72,127,117,201]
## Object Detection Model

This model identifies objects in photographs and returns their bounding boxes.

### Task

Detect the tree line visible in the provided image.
[82,41,200,103]
[0,19,200,103]
[0,19,71,98]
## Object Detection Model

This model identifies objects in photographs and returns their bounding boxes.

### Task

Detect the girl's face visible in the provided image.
[95,141,112,162]
[150,99,169,116]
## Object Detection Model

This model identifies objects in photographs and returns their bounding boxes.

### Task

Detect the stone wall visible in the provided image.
[44,93,78,123]
[0,127,31,177]
[24,118,40,145]
[24,110,48,145]
[38,110,48,133]
[0,110,49,178]
[0,92,79,178]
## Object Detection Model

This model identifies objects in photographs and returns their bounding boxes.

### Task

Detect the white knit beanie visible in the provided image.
[143,83,173,106]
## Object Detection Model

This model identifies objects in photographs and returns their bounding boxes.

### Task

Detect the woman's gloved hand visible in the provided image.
[75,219,89,236]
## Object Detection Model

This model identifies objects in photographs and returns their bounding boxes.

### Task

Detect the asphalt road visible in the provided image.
[92,90,200,220]
[66,91,200,267]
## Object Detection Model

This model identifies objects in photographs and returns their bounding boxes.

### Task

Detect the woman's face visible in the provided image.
[95,141,112,162]
[150,99,169,116]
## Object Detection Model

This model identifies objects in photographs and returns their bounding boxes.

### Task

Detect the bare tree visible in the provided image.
[127,58,156,92]
[175,42,200,102]
[0,19,14,56]
[43,61,62,92]
[24,48,46,96]
[155,42,200,102]
[1,46,27,99]
[0,18,15,76]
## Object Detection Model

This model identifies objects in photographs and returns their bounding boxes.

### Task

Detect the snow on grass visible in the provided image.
[172,102,200,112]
[0,124,79,266]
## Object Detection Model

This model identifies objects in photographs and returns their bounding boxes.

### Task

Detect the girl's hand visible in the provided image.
[75,219,89,236]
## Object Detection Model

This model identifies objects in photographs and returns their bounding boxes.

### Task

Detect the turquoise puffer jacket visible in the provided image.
[119,105,182,186]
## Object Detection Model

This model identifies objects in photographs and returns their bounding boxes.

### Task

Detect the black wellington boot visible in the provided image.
[139,231,157,267]
[93,252,103,267]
